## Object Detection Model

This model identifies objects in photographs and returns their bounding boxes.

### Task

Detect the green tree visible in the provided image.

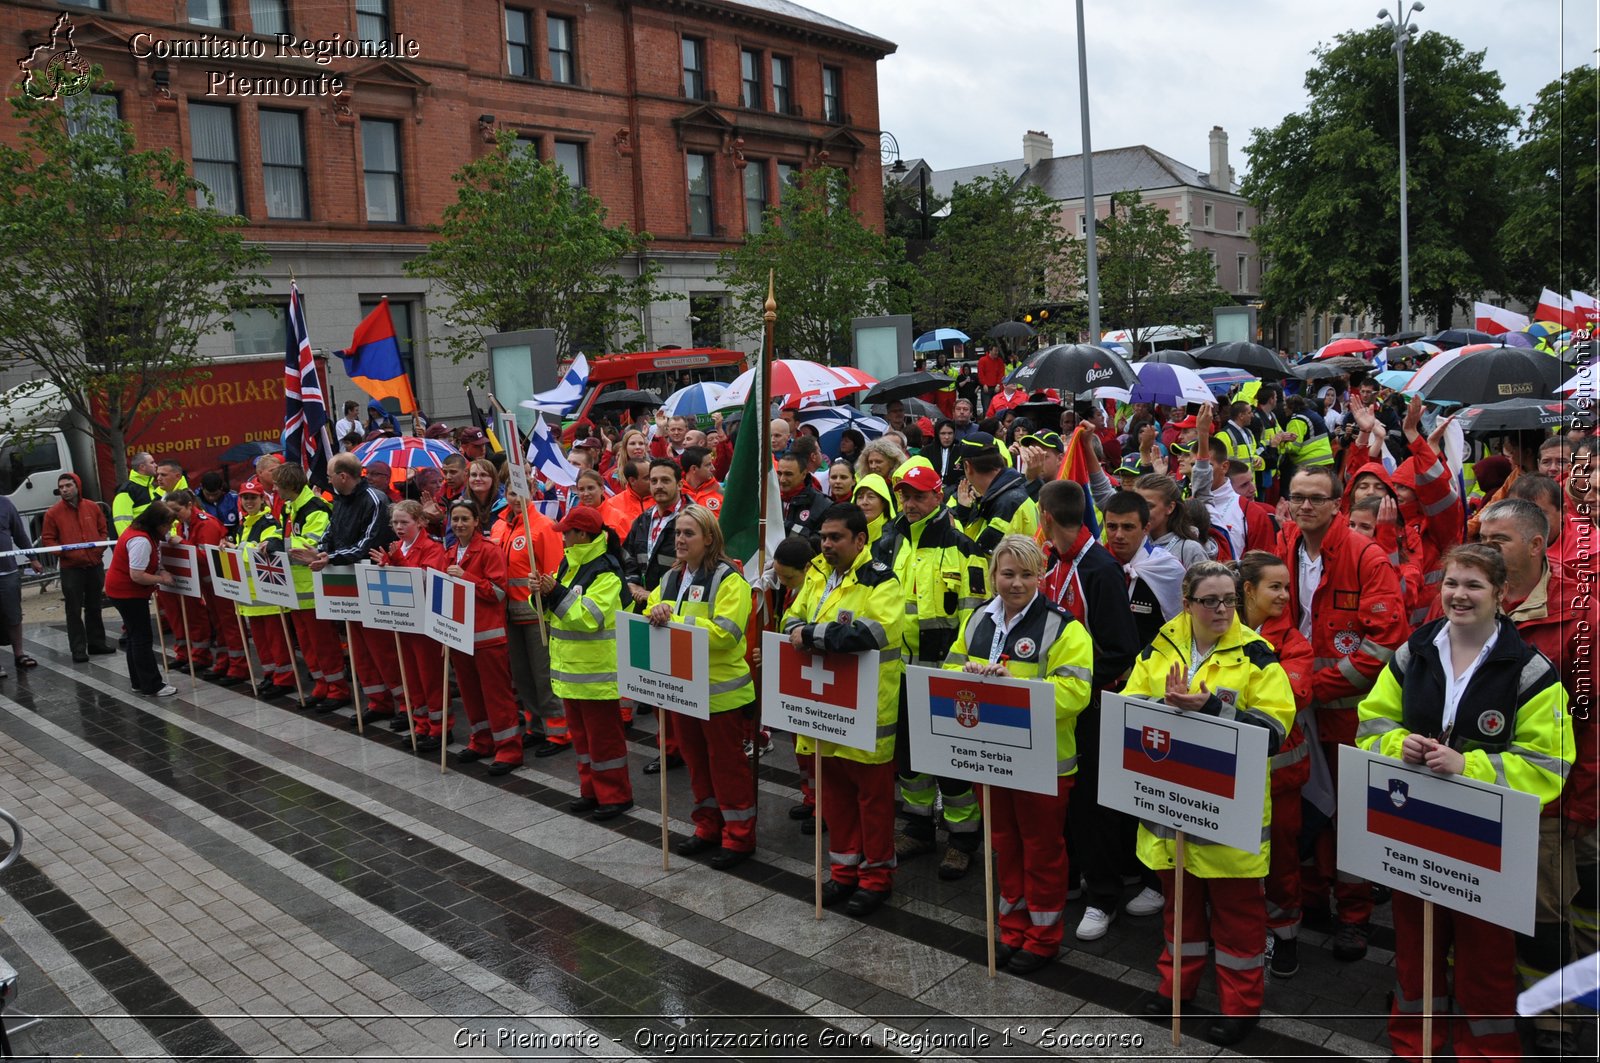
[1500,66,1598,303]
[717,168,910,362]
[914,175,1078,337]
[1242,27,1516,332]
[882,169,947,247]
[405,132,659,368]
[0,78,267,485]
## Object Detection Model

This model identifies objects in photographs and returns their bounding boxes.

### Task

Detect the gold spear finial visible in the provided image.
[764,269,776,324]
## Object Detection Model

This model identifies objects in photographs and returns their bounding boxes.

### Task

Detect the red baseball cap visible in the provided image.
[1171,415,1197,429]
[895,465,943,493]
[554,506,605,535]
[239,478,264,496]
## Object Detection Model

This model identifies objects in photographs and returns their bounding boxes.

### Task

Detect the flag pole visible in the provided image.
[153,599,169,682]
[1422,900,1435,1063]
[439,644,452,774]
[753,270,777,802]
[659,713,670,872]
[344,620,365,735]
[813,748,824,921]
[1172,831,1186,1046]
[983,785,996,977]
[235,605,258,699]
[278,611,306,708]
[179,596,197,696]
[490,394,549,647]
[395,632,418,754]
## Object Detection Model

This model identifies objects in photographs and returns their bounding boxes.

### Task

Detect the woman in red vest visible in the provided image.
[444,499,523,774]
[370,500,448,750]
[105,501,178,696]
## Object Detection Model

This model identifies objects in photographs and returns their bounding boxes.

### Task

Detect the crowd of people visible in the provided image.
[24,368,1598,1057]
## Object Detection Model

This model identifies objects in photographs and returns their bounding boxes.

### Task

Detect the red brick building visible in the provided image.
[2,0,894,416]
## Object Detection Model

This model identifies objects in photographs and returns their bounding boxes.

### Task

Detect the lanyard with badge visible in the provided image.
[811,570,846,623]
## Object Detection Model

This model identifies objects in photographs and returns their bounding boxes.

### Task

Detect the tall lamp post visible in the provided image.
[1378,3,1422,332]
[1076,0,1101,344]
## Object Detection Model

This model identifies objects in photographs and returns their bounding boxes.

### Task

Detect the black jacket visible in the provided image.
[1390,616,1560,751]
[322,484,395,564]
[1044,539,1140,690]
[623,500,683,594]
[782,484,828,540]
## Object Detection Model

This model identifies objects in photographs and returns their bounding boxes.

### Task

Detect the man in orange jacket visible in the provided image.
[601,459,652,540]
[498,498,569,756]
[680,446,724,516]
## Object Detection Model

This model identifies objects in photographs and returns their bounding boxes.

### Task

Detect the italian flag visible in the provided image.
[630,622,697,678]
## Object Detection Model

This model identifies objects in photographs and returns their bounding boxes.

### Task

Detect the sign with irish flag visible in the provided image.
[904,665,1058,796]
[313,565,365,622]
[424,570,476,654]
[206,544,250,604]
[616,611,709,719]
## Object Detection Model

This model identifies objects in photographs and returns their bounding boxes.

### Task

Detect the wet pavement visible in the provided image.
[0,620,1410,1060]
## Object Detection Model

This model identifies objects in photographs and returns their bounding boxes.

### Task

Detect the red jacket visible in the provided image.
[446,534,509,646]
[180,509,228,590]
[381,531,448,573]
[41,475,108,568]
[1345,433,1461,623]
[105,528,159,600]
[600,487,650,541]
[495,505,561,625]
[1257,608,1313,792]
[977,352,1007,388]
[1277,516,1408,745]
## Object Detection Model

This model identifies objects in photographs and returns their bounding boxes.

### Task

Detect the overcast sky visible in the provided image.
[800,0,1597,176]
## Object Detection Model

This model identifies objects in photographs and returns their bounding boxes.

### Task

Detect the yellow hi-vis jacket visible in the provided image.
[266,485,330,609]
[645,559,755,714]
[875,507,987,665]
[545,533,623,701]
[233,509,283,619]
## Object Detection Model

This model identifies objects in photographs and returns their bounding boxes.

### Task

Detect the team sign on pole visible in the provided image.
[1098,692,1270,852]
[246,548,298,608]
[759,631,879,752]
[1336,745,1540,934]
[499,409,531,499]
[903,665,1058,795]
[206,544,250,604]
[424,570,476,654]
[616,612,709,719]
[313,565,365,622]
[159,544,203,598]
[356,563,424,633]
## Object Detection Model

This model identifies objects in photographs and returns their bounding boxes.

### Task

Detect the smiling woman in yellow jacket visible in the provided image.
[1122,560,1295,1047]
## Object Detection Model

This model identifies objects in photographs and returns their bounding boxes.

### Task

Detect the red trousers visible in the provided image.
[1156,869,1267,1017]
[451,643,522,765]
[1389,892,1520,1061]
[988,776,1073,958]
[791,732,816,809]
[351,623,402,713]
[204,593,250,678]
[1301,740,1372,925]
[396,632,444,737]
[819,757,897,893]
[674,709,756,852]
[1266,783,1303,940]
[160,591,211,666]
[566,697,632,805]
[289,610,348,700]
[250,615,294,688]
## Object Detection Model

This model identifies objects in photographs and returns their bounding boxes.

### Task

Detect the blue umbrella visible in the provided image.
[913,327,970,353]
[1196,366,1258,396]
[662,381,731,418]
[1128,362,1215,406]
[796,405,888,438]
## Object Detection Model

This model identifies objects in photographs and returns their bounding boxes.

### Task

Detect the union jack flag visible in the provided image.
[282,281,329,486]
[252,548,289,587]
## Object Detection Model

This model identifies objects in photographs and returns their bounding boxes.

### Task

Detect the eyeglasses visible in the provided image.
[1286,494,1336,507]
[1188,595,1239,611]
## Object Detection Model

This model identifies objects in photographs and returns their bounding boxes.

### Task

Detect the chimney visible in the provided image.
[1023,130,1053,170]
[1208,126,1230,189]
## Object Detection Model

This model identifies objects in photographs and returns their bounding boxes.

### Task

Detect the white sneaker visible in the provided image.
[1076,906,1115,941]
[1124,886,1165,916]
[154,684,178,697]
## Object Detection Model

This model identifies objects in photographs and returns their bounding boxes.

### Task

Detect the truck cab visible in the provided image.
[569,348,747,426]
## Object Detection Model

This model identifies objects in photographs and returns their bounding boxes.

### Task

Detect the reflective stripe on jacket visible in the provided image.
[545,534,623,700]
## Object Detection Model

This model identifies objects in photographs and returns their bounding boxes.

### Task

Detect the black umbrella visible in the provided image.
[986,320,1037,340]
[1006,343,1137,395]
[1423,328,1498,349]
[861,371,951,404]
[1293,357,1368,381]
[1455,398,1572,433]
[1190,341,1295,379]
[590,388,662,411]
[1382,344,1433,365]
[1559,340,1597,364]
[216,440,282,464]
[1387,330,1427,344]
[871,397,942,420]
[1138,350,1202,369]
[1416,347,1562,406]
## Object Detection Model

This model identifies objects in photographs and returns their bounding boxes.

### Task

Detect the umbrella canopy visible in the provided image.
[662,381,730,418]
[985,321,1036,340]
[1382,343,1441,364]
[1138,349,1202,369]
[1558,371,1599,400]
[1006,343,1137,396]
[1525,321,1570,342]
[913,327,970,352]
[217,440,282,464]
[1293,359,1364,381]
[827,365,879,392]
[1424,328,1499,349]
[1498,331,1537,348]
[871,397,942,421]
[796,405,888,438]
[1374,369,1419,392]
[1387,330,1427,344]
[1194,366,1259,396]
[861,370,951,405]
[1127,362,1214,407]
[1190,341,1295,379]
[590,388,663,411]
[1312,338,1379,360]
[722,360,869,407]
[1416,346,1562,406]
[1455,398,1571,433]
[351,435,459,470]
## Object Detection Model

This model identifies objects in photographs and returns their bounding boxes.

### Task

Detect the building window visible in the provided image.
[188,0,228,28]
[1077,213,1087,236]
[686,153,712,236]
[59,0,107,8]
[1206,248,1218,281]
[65,91,119,136]
[506,8,532,77]
[1202,202,1214,228]
[822,65,842,122]
[744,159,768,235]
[511,135,540,160]
[554,140,585,188]
[1236,208,1245,233]
[231,304,289,355]
[356,0,389,45]
[775,162,798,203]
[740,49,761,109]
[249,0,288,34]
[362,118,403,223]
[771,56,792,113]
[682,37,706,100]
[190,103,242,216]
[547,15,574,84]
[259,109,307,220]
[1237,254,1249,291]
[361,298,416,383]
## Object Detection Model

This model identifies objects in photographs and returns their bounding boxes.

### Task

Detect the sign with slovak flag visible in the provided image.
[1336,745,1539,934]
[904,666,1057,796]
[1097,692,1270,852]
[312,565,365,622]
[158,543,203,599]
[615,612,709,719]
[759,631,878,752]
[245,547,298,608]
[356,562,424,633]
[423,570,475,654]
[205,544,250,604]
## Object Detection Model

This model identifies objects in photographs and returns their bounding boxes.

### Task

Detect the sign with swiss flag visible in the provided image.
[158,543,203,599]
[759,631,878,752]
[903,665,1058,795]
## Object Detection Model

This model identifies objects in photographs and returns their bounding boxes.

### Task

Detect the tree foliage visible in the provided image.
[717,168,910,362]
[1242,27,1516,332]
[913,175,1078,335]
[0,77,267,485]
[1500,65,1598,303]
[405,132,659,367]
[882,169,947,246]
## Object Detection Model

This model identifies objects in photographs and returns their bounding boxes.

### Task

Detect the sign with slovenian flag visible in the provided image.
[904,666,1057,795]
[158,543,203,599]
[1097,693,1269,852]
[337,297,416,413]
[356,562,424,633]
[313,564,365,622]
[424,570,475,654]
[206,544,250,604]
[1336,745,1538,934]
[615,612,709,719]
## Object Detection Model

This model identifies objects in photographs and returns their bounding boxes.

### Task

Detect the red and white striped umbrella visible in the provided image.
[722,360,876,406]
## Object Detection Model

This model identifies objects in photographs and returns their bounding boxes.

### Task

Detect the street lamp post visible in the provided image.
[1076,0,1101,344]
[1378,3,1422,332]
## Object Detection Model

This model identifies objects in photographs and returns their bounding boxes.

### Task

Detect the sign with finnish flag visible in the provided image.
[759,631,878,752]
[424,570,476,654]
[313,565,365,622]
[158,543,203,599]
[1336,745,1539,934]
[616,612,709,719]
[245,547,298,609]
[904,666,1058,796]
[356,562,424,633]
[1097,692,1270,852]
[206,544,250,604]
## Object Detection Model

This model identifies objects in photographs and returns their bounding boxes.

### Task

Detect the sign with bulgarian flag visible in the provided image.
[616,611,710,719]
[313,564,365,622]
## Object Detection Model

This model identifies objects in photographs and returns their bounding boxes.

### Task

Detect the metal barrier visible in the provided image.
[0,807,42,1055]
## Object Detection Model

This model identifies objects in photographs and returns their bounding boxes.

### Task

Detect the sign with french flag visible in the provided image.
[356,562,424,634]
[760,631,879,752]
[1336,745,1538,934]
[313,564,365,622]
[904,666,1057,795]
[1097,693,1269,852]
[424,570,475,653]
[616,612,709,719]
[205,544,250,604]
[158,543,203,599]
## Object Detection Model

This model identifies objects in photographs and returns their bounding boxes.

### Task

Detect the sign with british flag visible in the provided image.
[157,543,203,599]
[759,631,878,752]
[904,666,1058,795]
[1097,692,1270,852]
[245,547,298,609]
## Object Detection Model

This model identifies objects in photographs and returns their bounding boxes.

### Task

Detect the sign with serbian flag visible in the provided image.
[423,570,475,653]
[206,544,250,604]
[158,543,203,599]
[313,564,365,622]
[356,562,424,633]
[337,297,416,413]
[1097,693,1270,852]
[245,547,298,608]
[1336,745,1538,934]
[904,666,1057,795]
[759,631,878,751]
[615,612,709,719]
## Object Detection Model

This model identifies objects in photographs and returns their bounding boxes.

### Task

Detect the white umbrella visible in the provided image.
[1402,350,1464,398]
[1129,361,1216,406]
[722,360,872,406]
[662,381,731,417]
[1558,370,1598,400]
